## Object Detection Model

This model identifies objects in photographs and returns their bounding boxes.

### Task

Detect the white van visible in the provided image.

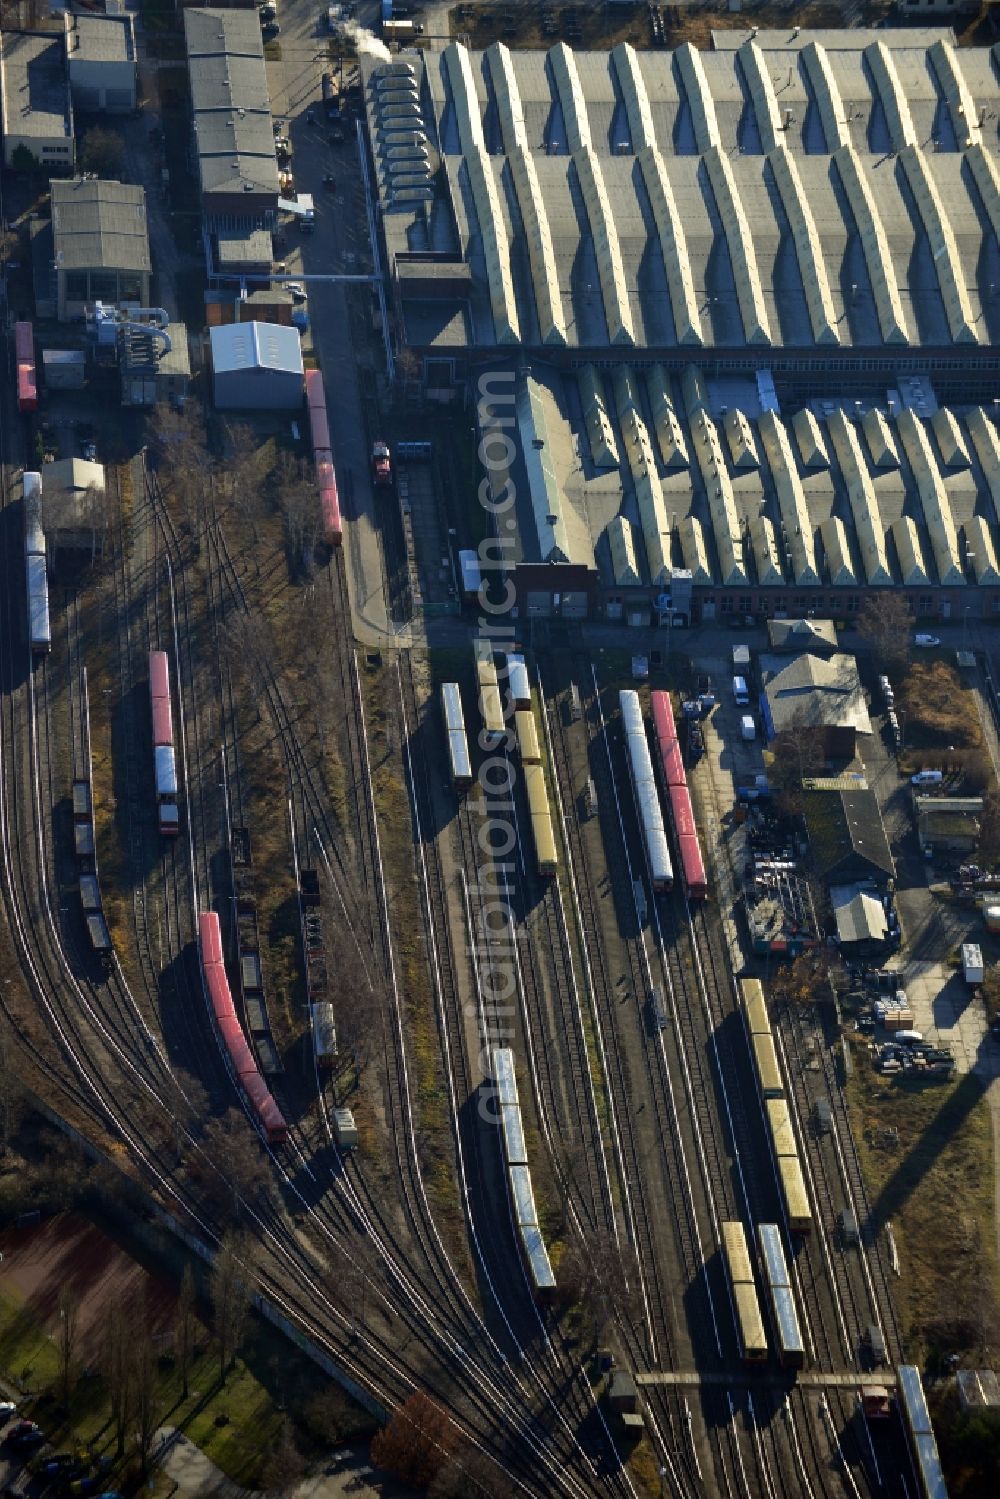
[911,769,943,787]
[740,714,756,741]
[732,675,749,706]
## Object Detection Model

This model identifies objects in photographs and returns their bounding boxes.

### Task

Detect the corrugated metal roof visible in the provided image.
[578,365,619,467]
[607,515,641,587]
[900,145,979,344]
[615,369,672,584]
[211,321,303,376]
[896,409,965,585]
[51,179,149,274]
[487,45,565,345]
[833,146,910,345]
[865,41,917,150]
[832,884,888,943]
[825,410,892,584]
[758,412,820,586]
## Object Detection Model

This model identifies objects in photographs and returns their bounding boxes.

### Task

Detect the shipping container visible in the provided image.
[332,1109,359,1151]
[766,1097,797,1160]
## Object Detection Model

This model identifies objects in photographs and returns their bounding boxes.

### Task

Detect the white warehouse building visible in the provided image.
[210,321,304,410]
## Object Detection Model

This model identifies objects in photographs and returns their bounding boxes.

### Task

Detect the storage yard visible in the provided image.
[0,1,997,1497]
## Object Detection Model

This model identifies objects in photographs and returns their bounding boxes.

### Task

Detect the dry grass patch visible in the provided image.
[847,1055,1000,1364]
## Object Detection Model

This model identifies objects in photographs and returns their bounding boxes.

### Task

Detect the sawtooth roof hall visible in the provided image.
[370,29,1000,390]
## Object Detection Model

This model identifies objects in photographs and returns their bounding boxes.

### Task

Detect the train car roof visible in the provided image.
[766,1098,797,1159]
[500,1101,528,1167]
[733,1283,768,1354]
[522,1225,556,1290]
[771,1285,805,1359]
[491,1047,518,1107]
[509,1163,539,1229]
[757,1222,791,1290]
[722,1221,753,1283]
[448,729,471,782]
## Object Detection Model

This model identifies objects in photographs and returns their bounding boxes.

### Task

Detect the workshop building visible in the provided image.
[50,177,152,320]
[210,320,303,409]
[184,6,279,227]
[361,32,1000,627]
[67,13,137,113]
[0,29,74,173]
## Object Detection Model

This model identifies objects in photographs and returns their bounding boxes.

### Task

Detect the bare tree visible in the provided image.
[0,1015,26,1153]
[211,1231,254,1383]
[103,1300,132,1457]
[273,453,319,576]
[767,724,825,817]
[430,1445,508,1499]
[174,1262,199,1400]
[200,1109,273,1219]
[260,1419,307,1496]
[154,405,214,537]
[56,1286,80,1411]
[221,421,265,544]
[131,1312,159,1478]
[857,593,914,679]
[556,1230,639,1346]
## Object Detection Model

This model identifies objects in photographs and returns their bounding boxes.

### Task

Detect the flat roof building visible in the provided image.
[184,6,278,226]
[67,13,137,113]
[0,30,74,173]
[121,323,191,408]
[50,177,151,320]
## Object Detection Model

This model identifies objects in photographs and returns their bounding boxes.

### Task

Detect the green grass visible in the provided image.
[0,1257,368,1484]
[0,1281,280,1481]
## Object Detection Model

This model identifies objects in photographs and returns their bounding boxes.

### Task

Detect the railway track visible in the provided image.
[394,654,634,1492]
[195,524,611,1493]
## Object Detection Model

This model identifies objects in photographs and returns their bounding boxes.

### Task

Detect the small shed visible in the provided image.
[210,320,303,410]
[42,457,106,556]
[830,885,889,950]
[956,1368,1000,1417]
[767,618,838,656]
[42,349,86,390]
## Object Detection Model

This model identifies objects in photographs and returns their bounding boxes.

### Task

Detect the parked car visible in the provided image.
[914,633,941,648]
[911,769,944,787]
[262,20,280,38]
[284,282,306,302]
[0,1402,17,1420]
[7,1421,44,1447]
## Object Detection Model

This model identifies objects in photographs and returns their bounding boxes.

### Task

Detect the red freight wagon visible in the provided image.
[651,690,677,751]
[15,322,37,413]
